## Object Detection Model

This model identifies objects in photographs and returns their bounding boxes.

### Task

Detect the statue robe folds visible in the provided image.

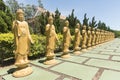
[63,27,71,52]
[12,20,33,62]
[45,24,58,56]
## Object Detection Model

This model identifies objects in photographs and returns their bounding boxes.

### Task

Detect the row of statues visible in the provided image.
[12,9,115,78]
[44,14,115,65]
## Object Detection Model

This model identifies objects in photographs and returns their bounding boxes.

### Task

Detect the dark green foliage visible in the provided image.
[0,0,6,11]
[89,16,97,28]
[83,13,89,27]
[0,0,13,33]
[54,8,61,33]
[114,30,120,38]
[97,20,107,30]
[66,9,80,35]
[33,11,50,34]
[0,16,8,33]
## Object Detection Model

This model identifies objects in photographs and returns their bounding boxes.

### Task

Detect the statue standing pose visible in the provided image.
[81,25,88,52]
[73,23,82,55]
[61,20,72,58]
[95,29,99,45]
[91,28,96,48]
[12,9,33,77]
[87,27,92,49]
[44,15,58,65]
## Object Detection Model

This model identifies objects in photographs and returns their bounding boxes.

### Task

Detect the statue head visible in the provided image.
[76,23,80,29]
[92,28,95,31]
[97,29,100,32]
[88,26,91,30]
[48,14,53,25]
[65,20,69,27]
[16,9,24,21]
[83,25,86,30]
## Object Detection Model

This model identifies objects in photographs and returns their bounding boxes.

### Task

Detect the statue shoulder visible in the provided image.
[46,24,50,27]
[23,21,28,25]
[63,26,68,30]
[82,30,85,32]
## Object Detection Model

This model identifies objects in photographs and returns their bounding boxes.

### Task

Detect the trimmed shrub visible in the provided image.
[0,33,14,59]
[0,33,74,60]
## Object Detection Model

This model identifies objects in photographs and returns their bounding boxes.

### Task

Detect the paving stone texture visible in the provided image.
[0,38,120,80]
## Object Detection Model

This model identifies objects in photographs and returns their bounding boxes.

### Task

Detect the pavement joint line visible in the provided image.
[109,55,114,60]
[57,58,120,72]
[55,75,80,80]
[55,75,65,80]
[47,61,64,69]
[99,53,120,56]
[81,58,91,64]
[30,63,80,80]
[78,55,120,62]
[0,75,2,80]
[113,49,117,52]
[92,68,104,80]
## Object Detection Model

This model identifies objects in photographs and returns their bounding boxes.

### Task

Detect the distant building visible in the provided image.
[33,7,66,19]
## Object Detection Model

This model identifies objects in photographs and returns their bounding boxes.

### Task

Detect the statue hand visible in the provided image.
[30,39,34,44]
[15,20,18,26]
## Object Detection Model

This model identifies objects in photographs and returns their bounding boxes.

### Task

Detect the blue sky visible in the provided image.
[4,0,120,30]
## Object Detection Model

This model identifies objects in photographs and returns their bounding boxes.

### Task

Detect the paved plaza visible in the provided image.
[0,38,120,80]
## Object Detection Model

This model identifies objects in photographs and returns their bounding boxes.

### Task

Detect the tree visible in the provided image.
[54,8,61,33]
[83,13,89,27]
[32,11,50,34]
[0,0,13,33]
[6,0,19,14]
[0,0,6,11]
[24,4,33,19]
[97,20,107,30]
[66,9,80,35]
[89,16,97,28]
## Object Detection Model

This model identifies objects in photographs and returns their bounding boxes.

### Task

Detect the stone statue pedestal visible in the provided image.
[61,52,70,58]
[74,51,81,55]
[92,46,96,48]
[12,62,33,78]
[81,49,87,52]
[44,54,57,65]
[44,59,57,65]
[87,47,92,50]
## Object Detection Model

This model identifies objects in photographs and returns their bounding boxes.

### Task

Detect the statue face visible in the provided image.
[17,13,24,21]
[76,23,80,28]
[49,19,53,25]
[88,27,91,30]
[66,22,69,27]
[83,25,86,30]
[65,21,69,27]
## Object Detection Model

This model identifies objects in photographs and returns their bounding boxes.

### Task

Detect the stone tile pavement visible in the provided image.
[0,38,120,80]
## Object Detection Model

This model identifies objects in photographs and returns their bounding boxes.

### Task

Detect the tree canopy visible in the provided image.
[0,0,13,33]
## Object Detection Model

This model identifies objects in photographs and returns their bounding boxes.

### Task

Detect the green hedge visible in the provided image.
[0,33,74,60]
[0,33,14,59]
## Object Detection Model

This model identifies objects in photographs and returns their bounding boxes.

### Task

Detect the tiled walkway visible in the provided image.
[0,38,120,80]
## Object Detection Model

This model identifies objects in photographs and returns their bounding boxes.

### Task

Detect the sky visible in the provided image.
[4,0,120,30]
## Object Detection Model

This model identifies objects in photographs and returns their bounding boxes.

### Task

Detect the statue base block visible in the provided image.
[81,49,87,52]
[74,51,81,55]
[12,66,33,78]
[87,47,92,50]
[92,46,96,48]
[61,53,70,58]
[44,59,57,65]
